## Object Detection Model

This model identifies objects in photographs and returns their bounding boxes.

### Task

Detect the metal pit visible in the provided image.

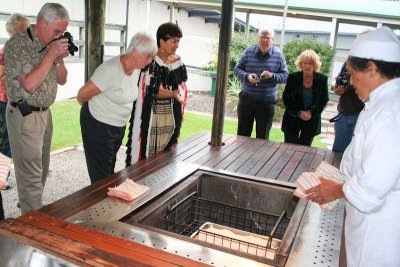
[64,161,343,267]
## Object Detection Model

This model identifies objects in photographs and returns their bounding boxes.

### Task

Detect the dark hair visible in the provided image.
[156,22,182,48]
[347,56,400,79]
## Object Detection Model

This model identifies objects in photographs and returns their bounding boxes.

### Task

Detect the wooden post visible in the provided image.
[210,0,234,146]
[87,0,106,78]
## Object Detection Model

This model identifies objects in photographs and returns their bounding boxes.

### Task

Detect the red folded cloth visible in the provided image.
[107,179,149,202]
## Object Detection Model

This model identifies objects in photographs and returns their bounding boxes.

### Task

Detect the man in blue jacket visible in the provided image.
[234,27,288,140]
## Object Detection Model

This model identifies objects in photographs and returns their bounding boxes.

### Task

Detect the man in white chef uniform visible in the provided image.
[304,26,400,267]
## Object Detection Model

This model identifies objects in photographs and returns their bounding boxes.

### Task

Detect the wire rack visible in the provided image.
[159,195,290,253]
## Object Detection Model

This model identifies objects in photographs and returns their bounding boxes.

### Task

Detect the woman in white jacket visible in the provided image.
[305,27,400,267]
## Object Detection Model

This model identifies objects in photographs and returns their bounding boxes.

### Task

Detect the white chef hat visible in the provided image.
[349,26,400,63]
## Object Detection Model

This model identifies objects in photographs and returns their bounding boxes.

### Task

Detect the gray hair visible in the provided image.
[258,27,275,38]
[127,32,157,56]
[37,3,70,24]
[6,13,30,36]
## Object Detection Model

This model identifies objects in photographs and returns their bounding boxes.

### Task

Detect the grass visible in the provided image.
[50,99,326,151]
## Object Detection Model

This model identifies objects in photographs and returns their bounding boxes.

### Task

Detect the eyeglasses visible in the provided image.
[259,36,272,40]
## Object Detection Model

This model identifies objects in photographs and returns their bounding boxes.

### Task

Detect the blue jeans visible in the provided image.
[0,101,11,158]
[332,114,359,152]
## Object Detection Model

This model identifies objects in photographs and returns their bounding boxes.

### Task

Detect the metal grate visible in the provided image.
[159,195,290,241]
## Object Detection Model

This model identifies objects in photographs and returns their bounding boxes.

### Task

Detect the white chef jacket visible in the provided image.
[340,78,400,267]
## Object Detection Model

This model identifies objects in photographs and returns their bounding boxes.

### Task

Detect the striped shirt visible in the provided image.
[234,45,288,102]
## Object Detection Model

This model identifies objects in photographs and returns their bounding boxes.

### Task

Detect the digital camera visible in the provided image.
[59,32,78,56]
[335,73,350,87]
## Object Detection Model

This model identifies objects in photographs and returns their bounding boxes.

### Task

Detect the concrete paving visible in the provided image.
[1,146,127,219]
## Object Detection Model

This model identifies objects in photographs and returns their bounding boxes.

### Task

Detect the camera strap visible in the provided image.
[27,28,33,42]
[27,28,45,54]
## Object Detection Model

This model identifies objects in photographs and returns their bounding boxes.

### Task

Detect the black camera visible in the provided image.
[38,32,79,56]
[60,32,78,56]
[335,73,350,87]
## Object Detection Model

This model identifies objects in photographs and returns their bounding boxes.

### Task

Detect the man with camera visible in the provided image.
[331,62,364,152]
[4,3,71,214]
[234,27,288,140]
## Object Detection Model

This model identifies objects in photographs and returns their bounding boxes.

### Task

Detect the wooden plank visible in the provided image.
[255,148,285,177]
[247,145,278,176]
[288,152,315,183]
[184,135,233,163]
[276,151,305,182]
[214,138,257,170]
[224,138,266,172]
[305,146,317,154]
[307,153,325,172]
[263,149,295,180]
[177,135,233,163]
[200,136,249,168]
[235,141,275,175]
[193,135,241,165]
[323,149,336,164]
[1,219,179,267]
[333,152,343,168]
[15,212,207,267]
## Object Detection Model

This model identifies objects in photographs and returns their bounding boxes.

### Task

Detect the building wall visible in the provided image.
[0,0,374,96]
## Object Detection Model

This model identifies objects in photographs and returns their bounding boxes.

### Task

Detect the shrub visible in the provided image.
[283,37,335,76]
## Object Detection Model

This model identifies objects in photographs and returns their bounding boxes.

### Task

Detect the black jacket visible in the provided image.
[281,71,329,136]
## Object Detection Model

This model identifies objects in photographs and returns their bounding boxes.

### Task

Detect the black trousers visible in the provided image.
[237,92,275,140]
[284,133,314,146]
[80,103,126,184]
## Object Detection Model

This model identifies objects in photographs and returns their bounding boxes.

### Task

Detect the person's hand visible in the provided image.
[305,177,344,205]
[173,90,186,105]
[47,37,70,62]
[166,54,181,64]
[333,85,345,95]
[248,73,260,84]
[299,110,312,121]
[260,70,273,80]
[0,179,4,189]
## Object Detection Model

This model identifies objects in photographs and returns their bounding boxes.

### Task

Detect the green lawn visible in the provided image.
[50,99,326,151]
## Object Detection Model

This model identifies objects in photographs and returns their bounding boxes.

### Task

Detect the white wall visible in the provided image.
[127,1,219,68]
[0,0,223,98]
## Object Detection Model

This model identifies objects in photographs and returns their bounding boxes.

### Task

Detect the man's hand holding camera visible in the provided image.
[248,70,273,85]
[333,85,345,95]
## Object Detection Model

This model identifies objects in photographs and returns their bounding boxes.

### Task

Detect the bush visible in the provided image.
[202,32,258,80]
[283,37,335,76]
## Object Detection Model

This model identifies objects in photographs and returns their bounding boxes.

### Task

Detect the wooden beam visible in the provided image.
[88,0,106,78]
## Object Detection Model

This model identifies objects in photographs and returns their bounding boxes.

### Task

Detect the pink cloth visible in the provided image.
[107,179,149,201]
[0,65,6,102]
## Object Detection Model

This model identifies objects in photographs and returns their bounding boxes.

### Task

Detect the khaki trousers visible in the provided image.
[6,104,52,214]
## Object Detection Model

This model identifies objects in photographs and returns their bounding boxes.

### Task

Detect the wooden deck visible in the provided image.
[0,132,343,266]
[39,131,342,219]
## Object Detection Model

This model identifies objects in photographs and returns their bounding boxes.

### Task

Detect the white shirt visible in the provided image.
[89,56,139,127]
[341,78,400,267]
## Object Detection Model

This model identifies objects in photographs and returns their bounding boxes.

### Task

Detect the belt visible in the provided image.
[9,101,49,111]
